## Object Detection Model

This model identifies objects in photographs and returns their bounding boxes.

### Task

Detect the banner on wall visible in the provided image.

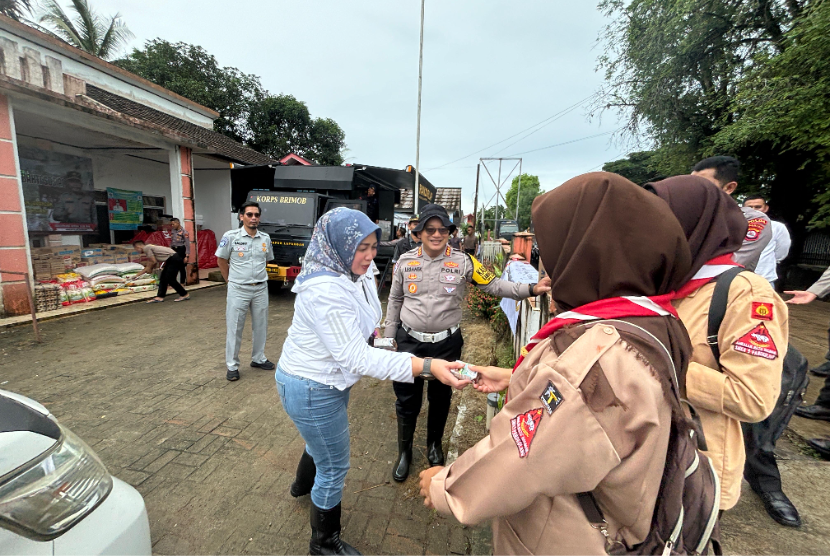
[19,146,98,233]
[106,188,144,230]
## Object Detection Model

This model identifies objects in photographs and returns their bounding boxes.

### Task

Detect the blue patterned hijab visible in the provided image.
[295,207,380,284]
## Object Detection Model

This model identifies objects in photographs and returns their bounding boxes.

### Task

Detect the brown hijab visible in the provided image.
[532,172,692,310]
[646,175,747,284]
[532,171,693,399]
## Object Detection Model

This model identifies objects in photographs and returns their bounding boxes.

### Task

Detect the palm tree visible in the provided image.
[38,0,133,60]
[0,0,34,21]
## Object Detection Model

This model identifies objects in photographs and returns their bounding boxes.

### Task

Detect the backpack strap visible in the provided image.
[571,319,678,550]
[706,267,744,363]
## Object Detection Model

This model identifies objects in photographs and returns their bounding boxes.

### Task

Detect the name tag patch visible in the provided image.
[540,381,564,415]
[510,408,544,458]
[733,323,778,360]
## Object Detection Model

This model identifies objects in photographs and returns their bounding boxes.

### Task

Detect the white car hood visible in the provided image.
[0,431,57,476]
[0,389,59,477]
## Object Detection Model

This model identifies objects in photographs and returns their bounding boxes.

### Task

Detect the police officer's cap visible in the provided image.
[413,204,456,233]
[408,214,420,223]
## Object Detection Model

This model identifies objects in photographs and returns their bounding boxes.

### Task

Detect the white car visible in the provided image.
[0,389,151,555]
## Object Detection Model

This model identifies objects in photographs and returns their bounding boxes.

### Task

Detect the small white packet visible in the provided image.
[452,361,479,381]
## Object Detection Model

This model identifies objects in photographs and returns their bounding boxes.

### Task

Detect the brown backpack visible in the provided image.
[574,320,722,556]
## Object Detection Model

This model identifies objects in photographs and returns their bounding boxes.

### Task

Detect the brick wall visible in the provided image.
[0,94,31,316]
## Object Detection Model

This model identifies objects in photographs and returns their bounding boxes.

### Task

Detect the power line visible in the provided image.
[504,129,619,157]
[585,149,632,172]
[489,94,603,157]
[424,92,600,171]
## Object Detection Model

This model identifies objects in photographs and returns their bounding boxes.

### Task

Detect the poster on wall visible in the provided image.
[107,188,143,230]
[19,146,97,233]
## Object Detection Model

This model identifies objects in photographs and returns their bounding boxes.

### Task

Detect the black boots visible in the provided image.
[290,450,316,498]
[309,502,360,555]
[393,416,446,480]
[427,438,445,466]
[393,419,416,482]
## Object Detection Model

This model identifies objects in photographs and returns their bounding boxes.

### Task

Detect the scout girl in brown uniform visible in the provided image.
[649,175,787,513]
[419,173,695,554]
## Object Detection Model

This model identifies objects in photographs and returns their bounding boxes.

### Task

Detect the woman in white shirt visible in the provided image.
[276,208,466,555]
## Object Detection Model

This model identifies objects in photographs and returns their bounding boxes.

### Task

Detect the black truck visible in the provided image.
[230,163,437,287]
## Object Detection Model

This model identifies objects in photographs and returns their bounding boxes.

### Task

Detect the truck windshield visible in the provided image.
[500,222,519,234]
[248,193,315,226]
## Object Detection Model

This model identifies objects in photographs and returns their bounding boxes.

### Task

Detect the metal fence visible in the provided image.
[511,293,550,364]
[799,232,830,267]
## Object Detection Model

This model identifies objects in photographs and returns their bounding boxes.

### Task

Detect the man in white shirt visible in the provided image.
[743,195,792,285]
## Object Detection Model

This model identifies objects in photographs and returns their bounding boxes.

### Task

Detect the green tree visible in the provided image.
[0,0,33,21]
[38,0,133,60]
[713,0,830,228]
[114,40,264,142]
[594,0,830,251]
[602,151,665,185]
[116,39,347,164]
[595,0,805,174]
[504,173,542,230]
[477,205,506,232]
[246,95,346,165]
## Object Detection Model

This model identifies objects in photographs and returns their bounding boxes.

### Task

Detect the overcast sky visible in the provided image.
[100,0,626,215]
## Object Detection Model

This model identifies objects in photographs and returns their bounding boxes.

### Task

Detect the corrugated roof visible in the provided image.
[395,186,462,212]
[435,187,462,211]
[85,85,277,165]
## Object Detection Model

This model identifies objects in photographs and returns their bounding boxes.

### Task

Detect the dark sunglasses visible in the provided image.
[244,212,260,218]
[423,227,449,236]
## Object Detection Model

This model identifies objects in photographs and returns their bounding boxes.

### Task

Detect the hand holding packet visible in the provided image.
[374,337,397,351]
[451,361,479,381]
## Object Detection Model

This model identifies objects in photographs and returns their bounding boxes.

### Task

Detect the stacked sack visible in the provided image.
[74,262,158,296]
[54,273,97,306]
[34,283,62,313]
[117,263,158,292]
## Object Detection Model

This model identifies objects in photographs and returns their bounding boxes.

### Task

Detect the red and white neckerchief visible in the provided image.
[512,293,678,372]
[674,254,742,299]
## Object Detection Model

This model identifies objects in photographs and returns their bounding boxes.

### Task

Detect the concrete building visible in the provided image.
[0,16,275,316]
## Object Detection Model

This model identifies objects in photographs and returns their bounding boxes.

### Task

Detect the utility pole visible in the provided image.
[514,159,523,224]
[495,159,502,224]
[473,163,480,232]
[478,157,522,233]
[414,0,425,215]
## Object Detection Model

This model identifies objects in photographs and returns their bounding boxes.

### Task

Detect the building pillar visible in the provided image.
[0,94,32,316]
[169,145,198,284]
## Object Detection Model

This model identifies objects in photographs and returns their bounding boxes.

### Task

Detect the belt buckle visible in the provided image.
[422,332,434,343]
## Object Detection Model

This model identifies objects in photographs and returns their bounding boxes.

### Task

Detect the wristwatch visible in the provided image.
[421,357,435,380]
[529,283,537,296]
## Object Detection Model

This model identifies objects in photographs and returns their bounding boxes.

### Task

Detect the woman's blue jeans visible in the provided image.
[274,365,351,510]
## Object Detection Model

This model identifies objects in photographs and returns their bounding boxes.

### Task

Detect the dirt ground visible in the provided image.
[2,286,830,554]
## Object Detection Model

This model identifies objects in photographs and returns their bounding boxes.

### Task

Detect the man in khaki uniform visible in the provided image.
[383,203,550,481]
[692,155,772,270]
